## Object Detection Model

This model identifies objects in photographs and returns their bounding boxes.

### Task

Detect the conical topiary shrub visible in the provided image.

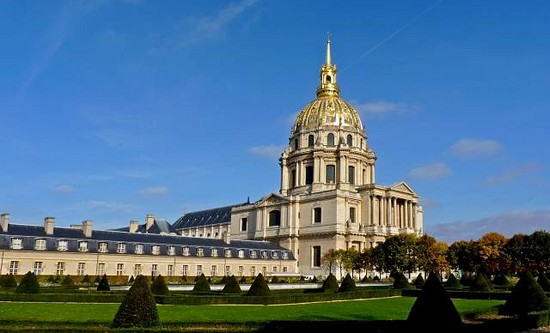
[393,272,412,289]
[338,273,356,292]
[111,274,159,328]
[321,273,339,292]
[414,273,425,289]
[492,273,512,289]
[499,271,550,316]
[81,274,91,284]
[536,272,550,292]
[222,275,242,294]
[246,273,270,296]
[192,273,211,293]
[470,273,493,292]
[15,271,40,294]
[1,274,18,288]
[445,273,463,289]
[407,271,463,332]
[97,274,110,291]
[180,275,188,284]
[61,275,75,287]
[150,274,170,295]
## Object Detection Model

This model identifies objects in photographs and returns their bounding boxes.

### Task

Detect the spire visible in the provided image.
[316,34,340,98]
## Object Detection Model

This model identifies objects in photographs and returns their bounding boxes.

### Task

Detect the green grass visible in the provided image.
[0,297,504,324]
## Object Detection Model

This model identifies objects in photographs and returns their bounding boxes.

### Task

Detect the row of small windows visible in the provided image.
[294,134,362,149]
[8,238,289,260]
[290,165,356,186]
[8,261,288,276]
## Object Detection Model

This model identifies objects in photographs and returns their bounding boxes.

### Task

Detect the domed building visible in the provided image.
[174,38,423,277]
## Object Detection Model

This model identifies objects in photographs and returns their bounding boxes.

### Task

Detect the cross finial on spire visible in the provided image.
[326,32,332,65]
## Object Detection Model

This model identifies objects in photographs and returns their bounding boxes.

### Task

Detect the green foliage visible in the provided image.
[470,273,493,292]
[128,275,134,283]
[321,273,339,292]
[15,271,40,294]
[413,273,425,289]
[445,273,463,289]
[492,273,511,289]
[1,274,18,288]
[239,276,247,283]
[337,273,356,292]
[150,275,170,295]
[93,275,101,284]
[111,274,159,328]
[392,272,412,289]
[246,273,270,296]
[61,275,75,287]
[81,274,91,284]
[46,275,55,283]
[270,275,281,283]
[97,274,110,291]
[180,275,188,284]
[192,274,211,293]
[407,272,463,332]
[537,272,550,292]
[222,275,242,294]
[220,275,228,284]
[499,271,550,316]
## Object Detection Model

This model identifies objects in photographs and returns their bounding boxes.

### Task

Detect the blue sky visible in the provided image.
[1,0,548,244]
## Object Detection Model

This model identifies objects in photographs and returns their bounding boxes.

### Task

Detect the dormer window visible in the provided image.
[211,248,218,257]
[250,250,257,258]
[224,249,232,258]
[10,238,22,250]
[35,239,46,250]
[98,242,108,253]
[272,251,278,259]
[78,241,88,252]
[168,245,176,256]
[134,244,144,254]
[182,246,190,256]
[151,245,160,255]
[117,243,126,254]
[197,248,204,257]
[57,240,68,251]
[238,249,245,258]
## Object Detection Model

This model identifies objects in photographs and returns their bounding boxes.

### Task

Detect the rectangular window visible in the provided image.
[312,246,322,267]
[167,265,174,276]
[151,264,158,276]
[10,238,22,250]
[196,265,202,276]
[282,252,289,260]
[116,263,124,276]
[57,240,68,251]
[35,239,46,250]
[117,243,126,254]
[350,207,356,223]
[182,246,190,256]
[225,265,231,276]
[283,266,288,272]
[78,241,88,252]
[326,164,335,183]
[211,248,218,257]
[224,249,232,258]
[272,251,279,259]
[211,265,217,277]
[262,267,267,275]
[97,263,105,276]
[196,248,204,257]
[261,251,268,259]
[250,250,257,258]
[348,166,355,184]
[238,249,245,258]
[250,266,256,277]
[313,207,322,223]
[34,262,43,275]
[168,245,176,255]
[291,169,296,187]
[77,262,86,276]
[238,266,244,276]
[273,266,277,272]
[182,265,189,276]
[134,264,142,276]
[56,262,66,275]
[98,242,108,253]
[9,261,18,275]
[151,245,160,255]
[240,217,248,231]
[134,244,143,254]
[305,165,314,185]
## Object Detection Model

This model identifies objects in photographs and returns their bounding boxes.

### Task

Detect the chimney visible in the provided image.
[44,217,55,235]
[222,230,231,244]
[0,213,10,232]
[82,220,93,238]
[145,214,155,231]
[129,220,139,233]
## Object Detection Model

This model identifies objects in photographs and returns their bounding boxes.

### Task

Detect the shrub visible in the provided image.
[97,274,111,291]
[537,272,550,292]
[499,271,550,316]
[16,271,40,294]
[246,273,270,296]
[222,275,242,294]
[94,275,101,284]
[492,273,512,289]
[311,276,318,283]
[61,275,75,287]
[414,273,425,289]
[192,274,211,293]
[470,273,493,292]
[1,274,18,288]
[180,275,188,284]
[445,273,463,289]
[338,273,356,292]
[392,272,412,289]
[270,275,281,283]
[239,276,247,283]
[128,275,135,284]
[111,274,159,328]
[321,273,339,292]
[150,275,170,296]
[460,273,474,287]
[81,274,91,284]
[407,271,463,332]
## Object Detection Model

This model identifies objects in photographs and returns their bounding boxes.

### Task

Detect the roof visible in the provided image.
[111,218,176,234]
[172,202,249,229]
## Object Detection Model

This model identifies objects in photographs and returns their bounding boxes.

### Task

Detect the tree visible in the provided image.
[0,274,18,288]
[470,272,493,292]
[337,273,356,292]
[111,274,159,328]
[192,273,211,293]
[222,275,242,294]
[15,271,40,293]
[499,271,550,316]
[321,272,339,292]
[246,273,270,296]
[407,271,463,332]
[150,274,170,295]
[97,274,110,291]
[477,232,508,276]
[537,272,550,292]
[321,249,341,277]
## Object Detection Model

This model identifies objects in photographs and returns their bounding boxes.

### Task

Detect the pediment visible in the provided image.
[389,182,416,195]
[255,193,289,207]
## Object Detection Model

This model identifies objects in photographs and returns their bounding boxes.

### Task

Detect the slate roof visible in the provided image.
[172,202,249,229]
[111,219,176,234]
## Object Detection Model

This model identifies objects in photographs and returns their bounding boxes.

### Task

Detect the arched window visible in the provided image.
[327,133,335,146]
[326,164,335,183]
[308,135,314,147]
[269,210,281,227]
[294,138,299,150]
[326,75,331,83]
[347,134,353,147]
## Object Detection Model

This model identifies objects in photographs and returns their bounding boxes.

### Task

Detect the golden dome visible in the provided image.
[292,37,364,135]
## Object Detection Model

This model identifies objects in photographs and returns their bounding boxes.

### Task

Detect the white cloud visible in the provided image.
[51,185,74,193]
[448,138,503,158]
[139,186,168,197]
[425,210,550,244]
[482,162,541,186]
[408,162,452,180]
[249,145,285,159]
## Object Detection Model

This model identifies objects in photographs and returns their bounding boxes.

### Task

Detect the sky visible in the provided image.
[1,0,549,244]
